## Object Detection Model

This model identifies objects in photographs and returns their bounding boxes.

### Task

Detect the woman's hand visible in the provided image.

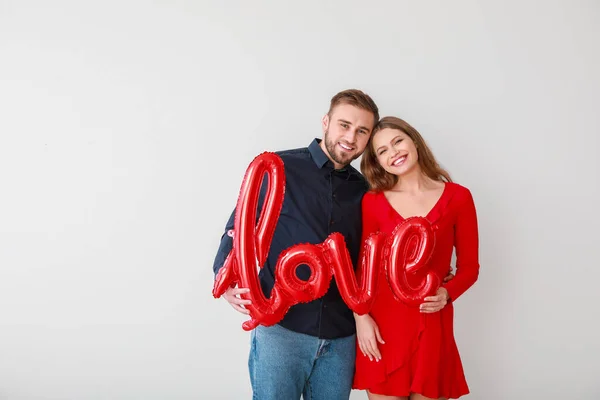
[420,287,450,313]
[354,313,385,362]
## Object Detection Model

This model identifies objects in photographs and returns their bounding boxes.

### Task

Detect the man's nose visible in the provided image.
[344,130,358,144]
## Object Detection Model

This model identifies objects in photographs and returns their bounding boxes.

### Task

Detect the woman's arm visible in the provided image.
[443,188,480,301]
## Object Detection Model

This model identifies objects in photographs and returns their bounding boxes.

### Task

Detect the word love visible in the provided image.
[213,152,440,331]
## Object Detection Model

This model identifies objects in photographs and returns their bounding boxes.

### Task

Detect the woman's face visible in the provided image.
[372,128,419,177]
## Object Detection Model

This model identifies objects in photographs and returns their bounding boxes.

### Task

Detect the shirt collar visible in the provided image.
[308,138,330,169]
[308,138,362,177]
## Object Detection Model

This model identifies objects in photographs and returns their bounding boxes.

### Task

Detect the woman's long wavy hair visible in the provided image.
[361,116,451,191]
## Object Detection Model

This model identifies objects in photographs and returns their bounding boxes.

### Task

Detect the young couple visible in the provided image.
[212,89,479,400]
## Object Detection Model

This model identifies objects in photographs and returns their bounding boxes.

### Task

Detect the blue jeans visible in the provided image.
[249,324,356,400]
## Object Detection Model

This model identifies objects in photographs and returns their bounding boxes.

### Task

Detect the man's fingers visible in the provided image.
[229,287,250,295]
[224,290,252,306]
[423,295,442,302]
[231,303,250,315]
[230,297,252,306]
[224,296,250,306]
[224,291,252,314]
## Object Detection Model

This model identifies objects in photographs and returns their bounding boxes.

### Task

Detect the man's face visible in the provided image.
[321,104,375,169]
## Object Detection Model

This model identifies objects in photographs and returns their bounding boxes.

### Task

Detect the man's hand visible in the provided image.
[223,286,252,315]
[443,266,455,282]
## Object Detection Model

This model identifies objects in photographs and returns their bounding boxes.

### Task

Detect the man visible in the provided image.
[213,89,378,400]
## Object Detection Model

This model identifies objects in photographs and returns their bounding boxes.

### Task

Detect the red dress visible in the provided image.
[353,182,479,399]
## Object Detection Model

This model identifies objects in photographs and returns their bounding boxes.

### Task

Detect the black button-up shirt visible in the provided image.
[213,139,368,339]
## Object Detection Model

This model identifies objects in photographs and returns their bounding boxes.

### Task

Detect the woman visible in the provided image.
[353,117,479,400]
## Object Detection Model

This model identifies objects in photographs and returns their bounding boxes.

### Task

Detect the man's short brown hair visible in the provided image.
[328,89,379,123]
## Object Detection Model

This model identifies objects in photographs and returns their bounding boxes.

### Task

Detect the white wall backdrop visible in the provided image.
[1,1,599,399]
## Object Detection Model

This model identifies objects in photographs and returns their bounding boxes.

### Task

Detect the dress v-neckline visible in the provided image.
[381,183,449,222]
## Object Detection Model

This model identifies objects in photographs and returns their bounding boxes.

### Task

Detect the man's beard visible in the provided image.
[324,130,358,167]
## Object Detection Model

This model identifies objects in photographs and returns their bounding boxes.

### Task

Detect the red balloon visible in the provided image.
[325,232,386,315]
[213,152,287,330]
[386,217,438,306]
[213,152,441,330]
[241,242,333,331]
[275,243,332,305]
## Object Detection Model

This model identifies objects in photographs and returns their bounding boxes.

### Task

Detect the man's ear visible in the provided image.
[321,114,330,134]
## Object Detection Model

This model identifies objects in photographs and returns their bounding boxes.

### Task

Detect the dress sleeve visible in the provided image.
[443,187,480,301]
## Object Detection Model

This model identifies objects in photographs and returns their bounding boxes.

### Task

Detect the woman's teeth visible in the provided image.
[393,155,407,166]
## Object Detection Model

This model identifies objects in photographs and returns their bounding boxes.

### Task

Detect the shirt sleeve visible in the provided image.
[212,174,269,277]
[443,187,480,301]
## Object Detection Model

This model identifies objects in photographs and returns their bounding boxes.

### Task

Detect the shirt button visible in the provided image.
[330,220,334,225]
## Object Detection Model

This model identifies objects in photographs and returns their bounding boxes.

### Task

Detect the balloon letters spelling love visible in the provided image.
[213,152,439,330]
[386,218,439,306]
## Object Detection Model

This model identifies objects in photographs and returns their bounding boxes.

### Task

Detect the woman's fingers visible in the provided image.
[423,294,443,302]
[420,292,447,313]
[364,338,381,361]
[358,341,366,357]
[420,301,444,313]
[370,339,381,360]
[375,327,385,344]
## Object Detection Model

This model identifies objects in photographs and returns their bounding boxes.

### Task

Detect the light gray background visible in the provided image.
[1,1,599,399]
